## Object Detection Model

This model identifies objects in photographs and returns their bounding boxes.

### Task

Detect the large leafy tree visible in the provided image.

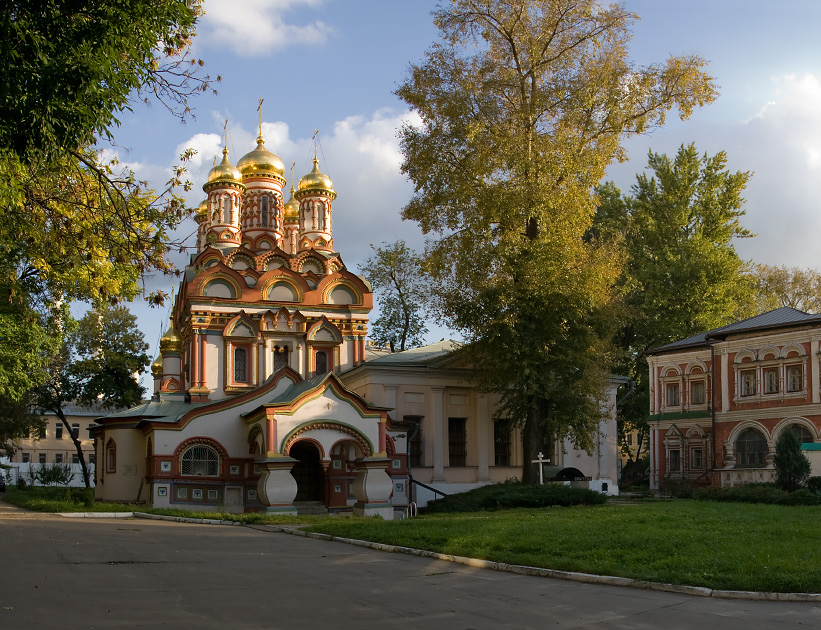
[750,265,821,315]
[595,143,753,461]
[397,0,717,482]
[361,241,429,352]
[33,305,150,488]
[0,0,212,448]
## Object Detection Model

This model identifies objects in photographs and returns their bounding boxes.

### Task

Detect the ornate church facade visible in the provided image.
[92,129,622,517]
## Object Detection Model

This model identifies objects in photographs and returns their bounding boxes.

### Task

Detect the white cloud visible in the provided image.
[197,0,332,56]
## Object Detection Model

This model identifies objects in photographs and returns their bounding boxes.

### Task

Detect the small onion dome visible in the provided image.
[194,198,208,223]
[159,318,183,354]
[151,354,163,377]
[237,134,285,177]
[283,185,299,223]
[298,157,335,197]
[206,147,242,185]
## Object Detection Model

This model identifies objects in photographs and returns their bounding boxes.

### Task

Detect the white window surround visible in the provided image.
[732,359,807,404]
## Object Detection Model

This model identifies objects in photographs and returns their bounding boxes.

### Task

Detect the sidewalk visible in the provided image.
[0,492,60,519]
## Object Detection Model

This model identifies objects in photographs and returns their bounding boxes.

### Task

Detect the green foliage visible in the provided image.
[28,463,76,488]
[594,144,754,454]
[774,430,811,493]
[694,483,793,504]
[423,481,607,513]
[0,0,212,423]
[807,476,821,495]
[361,241,429,351]
[397,1,716,482]
[0,0,212,158]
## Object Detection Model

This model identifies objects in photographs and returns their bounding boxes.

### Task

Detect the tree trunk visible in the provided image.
[55,407,91,488]
[521,404,547,485]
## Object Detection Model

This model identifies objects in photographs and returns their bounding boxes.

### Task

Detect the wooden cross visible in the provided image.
[531,451,551,485]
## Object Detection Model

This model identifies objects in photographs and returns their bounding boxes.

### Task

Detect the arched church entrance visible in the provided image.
[289,441,324,502]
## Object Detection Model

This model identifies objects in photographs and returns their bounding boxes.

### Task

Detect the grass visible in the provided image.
[305,501,821,593]
[2,488,326,524]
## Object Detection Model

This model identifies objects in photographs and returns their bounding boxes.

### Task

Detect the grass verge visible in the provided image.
[1,488,326,524]
[304,500,821,593]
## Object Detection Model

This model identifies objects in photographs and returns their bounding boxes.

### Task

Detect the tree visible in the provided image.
[0,0,212,447]
[1,0,214,159]
[750,264,821,315]
[594,144,754,462]
[32,305,150,488]
[361,241,429,351]
[396,0,717,482]
[774,430,811,493]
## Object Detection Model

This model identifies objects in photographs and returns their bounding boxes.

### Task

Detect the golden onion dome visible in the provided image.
[298,157,334,194]
[237,134,285,177]
[151,354,163,377]
[283,185,299,223]
[194,198,208,222]
[206,147,242,185]
[159,318,183,354]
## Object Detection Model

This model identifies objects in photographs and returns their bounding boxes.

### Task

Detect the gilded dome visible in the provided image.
[151,354,163,377]
[206,148,242,185]
[298,157,334,194]
[159,318,182,354]
[284,185,299,223]
[237,134,285,177]
[194,198,208,222]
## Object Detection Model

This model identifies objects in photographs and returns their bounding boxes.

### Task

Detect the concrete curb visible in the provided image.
[132,511,242,526]
[59,512,135,518]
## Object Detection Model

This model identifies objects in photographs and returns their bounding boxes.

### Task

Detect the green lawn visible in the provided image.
[304,501,821,593]
[1,488,326,524]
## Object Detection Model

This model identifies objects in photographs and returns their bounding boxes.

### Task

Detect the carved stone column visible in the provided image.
[256,456,298,514]
[351,457,394,520]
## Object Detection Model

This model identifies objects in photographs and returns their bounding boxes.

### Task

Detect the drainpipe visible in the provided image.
[710,341,718,477]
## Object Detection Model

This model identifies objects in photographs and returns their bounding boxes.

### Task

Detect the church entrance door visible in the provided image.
[290,441,324,502]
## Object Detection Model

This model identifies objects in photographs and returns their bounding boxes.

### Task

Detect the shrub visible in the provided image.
[783,488,821,506]
[422,481,606,513]
[807,476,821,495]
[774,430,811,492]
[694,483,795,505]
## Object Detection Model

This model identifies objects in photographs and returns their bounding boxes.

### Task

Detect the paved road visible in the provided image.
[0,511,820,629]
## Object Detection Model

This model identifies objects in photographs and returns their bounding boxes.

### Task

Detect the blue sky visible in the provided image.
[104,0,821,383]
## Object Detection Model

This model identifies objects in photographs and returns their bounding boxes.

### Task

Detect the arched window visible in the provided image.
[234,347,248,383]
[274,346,289,372]
[180,444,219,476]
[735,428,767,468]
[315,350,329,376]
[105,439,116,473]
[764,369,778,394]
[789,424,813,445]
[317,202,326,230]
[788,366,803,392]
[261,196,269,227]
[741,371,756,397]
[222,196,232,224]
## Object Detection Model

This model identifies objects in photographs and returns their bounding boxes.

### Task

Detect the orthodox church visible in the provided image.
[92,127,622,517]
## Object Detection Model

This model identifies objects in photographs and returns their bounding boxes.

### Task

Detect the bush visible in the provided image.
[422,481,607,513]
[807,476,821,495]
[774,430,811,492]
[694,482,796,505]
[783,488,821,506]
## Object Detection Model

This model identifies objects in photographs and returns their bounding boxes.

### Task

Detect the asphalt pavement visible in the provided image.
[0,503,820,629]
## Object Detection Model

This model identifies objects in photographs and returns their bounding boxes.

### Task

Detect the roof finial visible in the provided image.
[290,161,296,192]
[257,98,264,139]
[312,129,319,166]
[223,119,229,156]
